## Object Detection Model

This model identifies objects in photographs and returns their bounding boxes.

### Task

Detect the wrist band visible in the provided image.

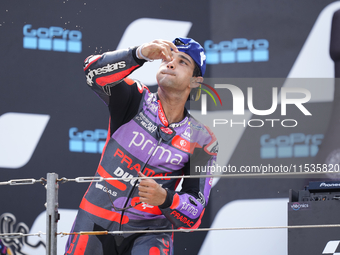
[137,44,154,62]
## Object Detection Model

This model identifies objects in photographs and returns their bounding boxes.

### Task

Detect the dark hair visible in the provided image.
[193,63,202,77]
[188,63,202,101]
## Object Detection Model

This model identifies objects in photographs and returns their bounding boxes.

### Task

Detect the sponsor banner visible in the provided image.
[0,0,338,254]
[205,38,269,64]
[260,133,323,159]
[288,202,311,211]
[23,24,82,53]
[69,127,107,154]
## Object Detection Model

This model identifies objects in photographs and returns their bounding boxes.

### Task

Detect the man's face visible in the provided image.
[156,51,196,93]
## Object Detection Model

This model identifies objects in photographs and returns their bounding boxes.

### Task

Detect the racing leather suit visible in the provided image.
[65,46,218,255]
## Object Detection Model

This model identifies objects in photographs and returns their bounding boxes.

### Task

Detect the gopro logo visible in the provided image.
[69,127,107,153]
[23,24,82,53]
[260,133,323,159]
[204,38,269,64]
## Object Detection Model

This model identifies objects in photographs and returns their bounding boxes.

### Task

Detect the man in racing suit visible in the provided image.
[65,37,218,255]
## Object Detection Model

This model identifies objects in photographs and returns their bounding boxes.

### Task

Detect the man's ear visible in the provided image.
[190,77,204,88]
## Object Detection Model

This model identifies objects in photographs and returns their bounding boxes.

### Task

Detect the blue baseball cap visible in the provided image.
[172,37,206,76]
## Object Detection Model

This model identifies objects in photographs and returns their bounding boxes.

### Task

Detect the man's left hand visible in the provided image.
[138,171,167,206]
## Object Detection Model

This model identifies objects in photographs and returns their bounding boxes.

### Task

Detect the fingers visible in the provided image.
[161,45,172,62]
[137,170,167,206]
[138,171,146,177]
[141,39,178,62]
[138,171,153,192]
[138,171,154,190]
[137,176,164,205]
[138,189,148,200]
[138,181,154,203]
[161,40,179,60]
[161,40,179,61]
[138,177,157,190]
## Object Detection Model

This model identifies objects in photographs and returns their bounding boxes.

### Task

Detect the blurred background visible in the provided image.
[1,0,340,254]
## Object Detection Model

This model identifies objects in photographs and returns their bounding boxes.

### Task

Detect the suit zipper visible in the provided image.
[118,137,163,231]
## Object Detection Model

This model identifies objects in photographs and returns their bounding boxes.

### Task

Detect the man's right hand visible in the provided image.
[139,39,179,62]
